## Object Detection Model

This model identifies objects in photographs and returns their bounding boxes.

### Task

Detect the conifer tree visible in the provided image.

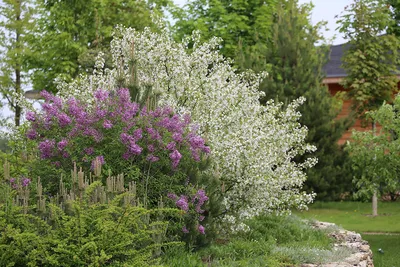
[258,0,352,200]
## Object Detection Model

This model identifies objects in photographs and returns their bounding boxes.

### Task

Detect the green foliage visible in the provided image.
[161,247,207,267]
[255,0,353,200]
[28,0,172,92]
[345,96,400,201]
[239,215,331,248]
[337,0,400,120]
[0,164,182,266]
[337,0,400,214]
[171,0,277,63]
[0,126,36,179]
[386,0,400,36]
[165,174,224,250]
[0,0,36,126]
[163,214,342,266]
[0,137,9,152]
[272,246,353,265]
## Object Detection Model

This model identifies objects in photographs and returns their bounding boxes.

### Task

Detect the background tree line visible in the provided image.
[0,0,173,126]
[1,0,400,201]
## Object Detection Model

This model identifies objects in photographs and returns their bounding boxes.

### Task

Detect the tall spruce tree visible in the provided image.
[0,0,35,126]
[258,0,352,200]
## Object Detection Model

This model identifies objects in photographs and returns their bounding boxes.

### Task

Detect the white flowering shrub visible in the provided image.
[53,24,316,230]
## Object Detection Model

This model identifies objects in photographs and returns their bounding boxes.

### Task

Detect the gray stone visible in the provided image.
[306,221,374,267]
[360,245,370,252]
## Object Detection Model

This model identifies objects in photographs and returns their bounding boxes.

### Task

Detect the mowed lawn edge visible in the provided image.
[293,201,400,233]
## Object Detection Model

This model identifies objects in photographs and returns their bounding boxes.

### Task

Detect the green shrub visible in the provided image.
[241,214,331,247]
[0,125,37,180]
[25,89,211,199]
[20,89,223,248]
[0,162,182,266]
[163,214,341,266]
[272,246,353,265]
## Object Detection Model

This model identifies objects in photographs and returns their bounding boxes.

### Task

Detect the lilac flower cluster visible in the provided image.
[167,189,209,235]
[26,111,36,122]
[22,177,31,187]
[9,177,31,189]
[26,88,211,171]
[192,189,209,214]
[176,195,189,211]
[38,140,56,159]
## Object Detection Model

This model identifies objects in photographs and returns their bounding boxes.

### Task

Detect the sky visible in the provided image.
[173,0,353,45]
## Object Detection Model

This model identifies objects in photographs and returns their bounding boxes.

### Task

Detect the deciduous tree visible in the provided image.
[346,97,400,205]
[28,0,172,92]
[171,0,277,63]
[0,0,35,126]
[337,0,400,215]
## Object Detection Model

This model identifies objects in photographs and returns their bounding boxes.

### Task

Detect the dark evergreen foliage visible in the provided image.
[246,0,354,200]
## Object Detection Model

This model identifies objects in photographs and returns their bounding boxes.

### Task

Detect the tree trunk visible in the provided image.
[15,69,21,127]
[372,192,378,216]
[372,121,378,216]
[14,2,22,127]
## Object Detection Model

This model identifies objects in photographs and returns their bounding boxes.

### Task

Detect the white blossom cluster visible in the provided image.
[55,24,316,230]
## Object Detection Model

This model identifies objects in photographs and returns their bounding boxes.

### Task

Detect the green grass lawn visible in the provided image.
[295,201,400,267]
[294,201,400,233]
[363,234,400,267]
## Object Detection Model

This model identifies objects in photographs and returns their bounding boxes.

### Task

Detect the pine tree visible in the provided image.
[0,0,35,126]
[257,0,353,200]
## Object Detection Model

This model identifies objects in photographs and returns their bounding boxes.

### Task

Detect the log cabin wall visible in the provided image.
[322,42,392,145]
[325,81,386,145]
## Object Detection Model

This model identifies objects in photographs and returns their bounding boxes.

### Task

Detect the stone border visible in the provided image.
[301,222,374,267]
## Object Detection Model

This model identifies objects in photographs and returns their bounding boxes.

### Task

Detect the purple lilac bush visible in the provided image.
[24,88,216,245]
[25,89,211,206]
[167,189,209,235]
[26,88,210,172]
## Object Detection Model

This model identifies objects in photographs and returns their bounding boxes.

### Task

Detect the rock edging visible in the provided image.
[301,221,374,267]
